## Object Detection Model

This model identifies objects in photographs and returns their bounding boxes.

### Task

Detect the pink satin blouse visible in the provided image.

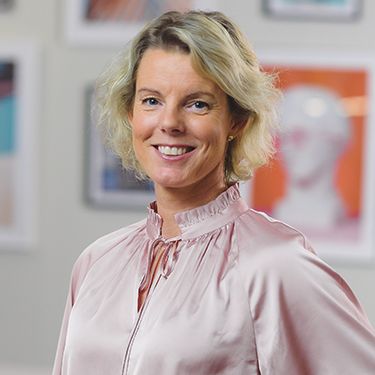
[53,184,375,374]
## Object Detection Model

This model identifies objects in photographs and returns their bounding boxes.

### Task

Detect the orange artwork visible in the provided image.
[86,0,192,22]
[251,66,367,240]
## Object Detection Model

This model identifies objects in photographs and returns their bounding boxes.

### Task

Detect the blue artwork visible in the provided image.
[102,151,154,191]
[0,95,15,154]
[0,63,15,154]
[0,61,15,227]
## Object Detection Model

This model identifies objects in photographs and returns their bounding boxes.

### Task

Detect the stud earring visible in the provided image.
[227,135,234,141]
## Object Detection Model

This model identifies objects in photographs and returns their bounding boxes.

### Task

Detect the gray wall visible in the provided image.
[0,0,375,370]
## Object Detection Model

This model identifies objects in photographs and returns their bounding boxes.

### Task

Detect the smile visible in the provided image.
[157,146,194,156]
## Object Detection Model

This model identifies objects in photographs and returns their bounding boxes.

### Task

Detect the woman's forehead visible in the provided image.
[135,49,219,92]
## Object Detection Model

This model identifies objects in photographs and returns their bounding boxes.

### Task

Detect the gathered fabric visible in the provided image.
[138,239,180,310]
[53,184,375,375]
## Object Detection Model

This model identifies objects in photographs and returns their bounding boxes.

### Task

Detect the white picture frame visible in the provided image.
[263,0,362,21]
[242,47,375,264]
[85,86,155,209]
[0,43,40,251]
[64,0,217,46]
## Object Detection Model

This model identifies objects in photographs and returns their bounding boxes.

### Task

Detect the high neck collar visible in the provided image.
[146,183,249,240]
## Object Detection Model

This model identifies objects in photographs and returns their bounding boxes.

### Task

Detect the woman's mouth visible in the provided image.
[157,146,195,156]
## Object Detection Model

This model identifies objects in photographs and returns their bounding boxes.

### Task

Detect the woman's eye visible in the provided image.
[193,101,209,109]
[144,98,159,106]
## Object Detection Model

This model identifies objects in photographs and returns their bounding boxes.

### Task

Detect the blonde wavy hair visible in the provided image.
[95,10,281,183]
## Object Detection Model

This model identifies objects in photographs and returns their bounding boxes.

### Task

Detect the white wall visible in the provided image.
[0,0,374,371]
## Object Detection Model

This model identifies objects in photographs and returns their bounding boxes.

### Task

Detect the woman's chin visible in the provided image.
[153,179,190,191]
[146,168,189,188]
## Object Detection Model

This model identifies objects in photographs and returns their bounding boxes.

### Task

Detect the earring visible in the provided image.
[227,135,234,142]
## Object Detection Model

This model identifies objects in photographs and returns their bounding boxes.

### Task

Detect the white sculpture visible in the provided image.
[274,84,350,230]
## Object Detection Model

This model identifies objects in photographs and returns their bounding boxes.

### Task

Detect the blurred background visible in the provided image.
[1,0,375,373]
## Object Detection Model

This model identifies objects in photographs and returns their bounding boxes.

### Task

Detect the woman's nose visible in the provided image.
[159,105,185,134]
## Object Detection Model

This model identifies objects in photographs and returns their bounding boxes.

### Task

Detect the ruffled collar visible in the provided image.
[146,184,249,240]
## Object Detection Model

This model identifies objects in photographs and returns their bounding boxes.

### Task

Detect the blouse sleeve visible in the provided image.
[247,235,375,375]
[51,224,138,374]
[52,249,95,375]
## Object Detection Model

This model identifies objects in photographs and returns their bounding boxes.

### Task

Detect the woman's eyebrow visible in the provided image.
[136,88,160,95]
[136,89,217,100]
[185,91,216,100]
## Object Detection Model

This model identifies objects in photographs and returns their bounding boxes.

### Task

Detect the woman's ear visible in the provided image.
[127,110,133,127]
[229,117,248,139]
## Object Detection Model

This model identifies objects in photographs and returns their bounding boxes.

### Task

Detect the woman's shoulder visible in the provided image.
[235,208,328,284]
[84,218,147,255]
[70,218,147,289]
[235,213,375,373]
[237,207,315,256]
[236,209,348,306]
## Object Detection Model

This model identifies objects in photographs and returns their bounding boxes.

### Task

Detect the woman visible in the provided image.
[53,10,375,375]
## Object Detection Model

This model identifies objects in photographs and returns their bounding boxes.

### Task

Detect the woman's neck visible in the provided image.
[154,178,228,239]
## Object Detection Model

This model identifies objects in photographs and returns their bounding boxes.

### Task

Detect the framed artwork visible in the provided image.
[0,0,14,12]
[64,0,217,46]
[263,0,362,21]
[0,43,40,251]
[85,86,155,209]
[242,47,375,264]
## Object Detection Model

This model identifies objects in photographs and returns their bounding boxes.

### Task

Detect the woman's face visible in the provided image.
[128,48,236,192]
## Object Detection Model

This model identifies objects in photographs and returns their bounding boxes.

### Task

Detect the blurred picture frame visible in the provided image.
[263,0,362,21]
[0,0,14,12]
[64,0,217,46]
[0,43,40,251]
[241,47,375,264]
[85,86,155,209]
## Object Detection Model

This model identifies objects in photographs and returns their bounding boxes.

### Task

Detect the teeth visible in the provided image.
[158,146,188,156]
